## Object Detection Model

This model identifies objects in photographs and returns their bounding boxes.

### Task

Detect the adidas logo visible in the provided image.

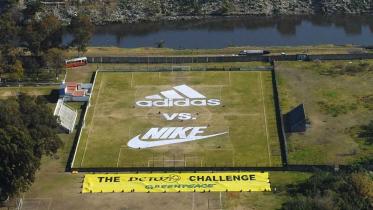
[136,84,221,107]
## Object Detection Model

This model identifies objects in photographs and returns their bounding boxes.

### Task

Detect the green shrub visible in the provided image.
[318,101,357,117]
[318,62,371,76]
[358,94,373,110]
[283,171,372,210]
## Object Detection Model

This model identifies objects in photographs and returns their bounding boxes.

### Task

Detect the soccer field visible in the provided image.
[72,71,282,168]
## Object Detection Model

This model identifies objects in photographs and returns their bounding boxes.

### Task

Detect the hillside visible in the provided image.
[40,0,373,24]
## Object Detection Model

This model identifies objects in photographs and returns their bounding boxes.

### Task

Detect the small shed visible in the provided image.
[59,82,92,102]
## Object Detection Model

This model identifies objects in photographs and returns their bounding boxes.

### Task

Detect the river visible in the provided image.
[63,15,373,49]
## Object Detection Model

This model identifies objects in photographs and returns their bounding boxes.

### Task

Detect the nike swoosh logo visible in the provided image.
[127,132,228,149]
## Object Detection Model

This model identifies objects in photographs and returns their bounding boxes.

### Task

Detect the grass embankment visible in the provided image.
[66,44,366,57]
[277,60,373,165]
[0,86,59,98]
[224,172,311,209]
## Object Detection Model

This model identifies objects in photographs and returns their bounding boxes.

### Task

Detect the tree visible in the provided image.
[0,12,20,48]
[0,0,18,14]
[0,94,62,199]
[21,15,63,56]
[21,21,44,55]
[69,15,94,54]
[220,0,234,14]
[39,15,63,52]
[22,0,42,22]
[7,59,24,80]
[0,48,25,80]
[282,195,336,210]
[17,94,62,156]
[350,172,373,202]
[191,0,202,14]
[42,48,65,79]
[21,56,42,79]
[0,11,21,80]
[283,171,372,210]
[0,126,39,200]
[359,121,373,145]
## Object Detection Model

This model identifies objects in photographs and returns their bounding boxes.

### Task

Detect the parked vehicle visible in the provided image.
[65,57,88,68]
[238,50,270,56]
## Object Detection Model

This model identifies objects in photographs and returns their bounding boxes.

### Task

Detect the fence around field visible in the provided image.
[67,68,288,172]
[70,164,373,173]
[271,62,289,166]
[98,65,273,72]
[86,53,373,64]
[0,82,60,87]
[88,55,267,63]
[65,61,373,173]
[68,71,99,170]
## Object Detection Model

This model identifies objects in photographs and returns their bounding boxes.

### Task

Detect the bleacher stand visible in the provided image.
[54,99,77,133]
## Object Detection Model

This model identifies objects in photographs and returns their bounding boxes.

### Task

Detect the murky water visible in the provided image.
[63,15,373,48]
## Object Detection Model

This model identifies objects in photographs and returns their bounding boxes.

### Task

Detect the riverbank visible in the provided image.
[66,45,366,57]
[41,0,373,25]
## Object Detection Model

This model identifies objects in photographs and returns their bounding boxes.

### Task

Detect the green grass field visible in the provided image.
[72,70,281,168]
[277,60,373,165]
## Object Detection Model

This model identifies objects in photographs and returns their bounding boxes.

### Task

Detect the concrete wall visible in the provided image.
[87,55,267,63]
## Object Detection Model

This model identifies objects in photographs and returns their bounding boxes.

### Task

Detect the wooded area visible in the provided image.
[0,0,93,81]
[0,94,62,199]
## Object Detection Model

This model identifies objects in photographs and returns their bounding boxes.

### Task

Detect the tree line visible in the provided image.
[0,0,94,81]
[0,94,62,200]
[0,0,93,201]
[282,161,373,210]
[281,120,373,210]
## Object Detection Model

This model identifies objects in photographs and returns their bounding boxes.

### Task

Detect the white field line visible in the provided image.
[70,70,99,169]
[80,73,104,167]
[134,88,138,102]
[129,126,131,140]
[232,149,235,167]
[205,148,234,151]
[47,197,52,210]
[192,193,195,210]
[62,69,67,83]
[116,148,122,167]
[223,113,260,117]
[219,86,222,101]
[22,197,53,210]
[130,72,134,88]
[259,72,272,166]
[147,159,186,167]
[228,71,231,86]
[219,192,223,210]
[149,156,204,165]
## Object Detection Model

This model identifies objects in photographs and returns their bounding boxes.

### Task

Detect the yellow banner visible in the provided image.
[82,172,270,193]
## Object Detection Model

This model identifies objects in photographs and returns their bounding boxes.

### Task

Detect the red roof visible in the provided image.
[66,82,78,87]
[72,90,85,97]
[66,86,76,94]
[63,82,89,97]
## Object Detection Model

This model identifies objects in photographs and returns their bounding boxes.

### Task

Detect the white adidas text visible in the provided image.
[136,98,221,107]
